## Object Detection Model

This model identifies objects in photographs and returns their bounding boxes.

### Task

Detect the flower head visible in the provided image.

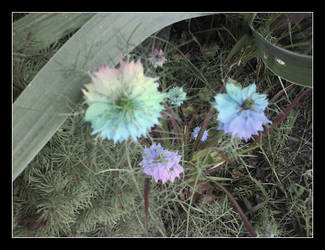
[211,83,271,141]
[167,86,187,106]
[192,126,208,142]
[82,58,166,143]
[148,49,167,68]
[139,143,184,184]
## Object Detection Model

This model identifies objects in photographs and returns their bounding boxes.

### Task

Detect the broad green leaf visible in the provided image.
[225,13,312,87]
[13,13,95,54]
[13,13,213,181]
[250,24,312,87]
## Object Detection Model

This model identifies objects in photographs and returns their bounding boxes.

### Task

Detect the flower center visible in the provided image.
[115,94,133,111]
[240,98,255,110]
[152,151,168,164]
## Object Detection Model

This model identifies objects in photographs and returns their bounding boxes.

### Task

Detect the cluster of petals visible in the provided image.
[139,143,184,184]
[212,83,271,141]
[82,58,166,143]
[167,86,187,106]
[148,49,167,68]
[192,126,208,142]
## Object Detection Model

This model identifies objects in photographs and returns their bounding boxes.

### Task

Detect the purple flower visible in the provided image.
[148,49,167,68]
[192,126,208,142]
[139,143,184,184]
[211,83,271,141]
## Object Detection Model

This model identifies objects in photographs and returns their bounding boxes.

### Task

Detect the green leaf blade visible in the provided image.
[13,13,95,54]
[250,24,312,87]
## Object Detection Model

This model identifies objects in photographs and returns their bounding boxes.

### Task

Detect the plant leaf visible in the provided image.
[249,24,312,87]
[13,13,213,181]
[13,13,95,54]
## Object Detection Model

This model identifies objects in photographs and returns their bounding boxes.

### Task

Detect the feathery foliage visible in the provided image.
[13,13,312,237]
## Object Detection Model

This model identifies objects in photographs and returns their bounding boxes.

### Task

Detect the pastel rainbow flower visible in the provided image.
[82,58,166,143]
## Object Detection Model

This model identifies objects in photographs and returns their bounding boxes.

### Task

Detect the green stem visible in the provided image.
[162,74,167,92]
[125,141,142,197]
[185,170,200,237]
[208,143,262,172]
[144,177,150,236]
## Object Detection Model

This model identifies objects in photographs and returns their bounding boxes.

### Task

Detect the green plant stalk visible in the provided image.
[224,33,252,63]
[144,177,150,236]
[208,143,262,172]
[125,142,142,197]
[244,13,257,27]
[185,167,200,237]
[160,118,171,148]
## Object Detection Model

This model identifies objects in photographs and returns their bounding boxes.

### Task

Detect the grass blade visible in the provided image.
[144,178,150,236]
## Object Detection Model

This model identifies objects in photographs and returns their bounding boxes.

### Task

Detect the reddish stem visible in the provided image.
[214,181,257,237]
[249,88,311,147]
[166,108,180,144]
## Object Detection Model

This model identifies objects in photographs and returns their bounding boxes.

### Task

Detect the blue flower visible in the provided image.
[82,58,166,144]
[192,126,208,142]
[139,143,184,184]
[211,83,271,141]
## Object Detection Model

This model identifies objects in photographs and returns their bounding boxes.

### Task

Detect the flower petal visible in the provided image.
[213,82,271,141]
[225,83,243,103]
[139,144,184,184]
[242,83,256,100]
[214,94,240,123]
[82,58,165,143]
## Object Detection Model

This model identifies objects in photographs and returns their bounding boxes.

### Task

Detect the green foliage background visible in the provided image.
[13,13,312,237]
